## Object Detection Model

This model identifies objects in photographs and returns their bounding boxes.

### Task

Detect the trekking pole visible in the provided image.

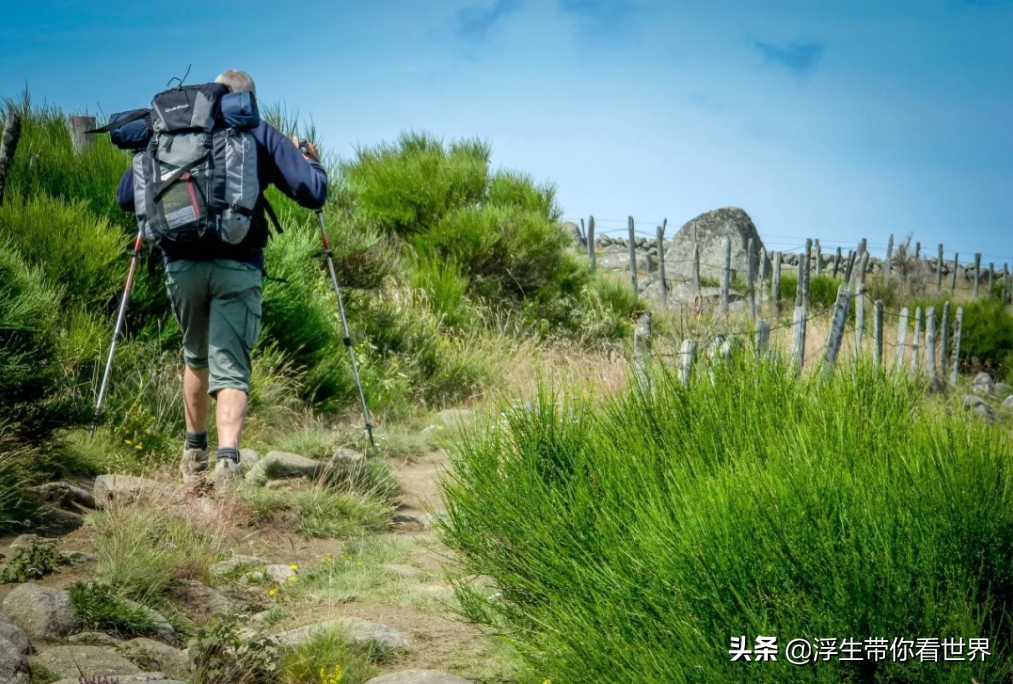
[90,228,144,436]
[314,210,375,447]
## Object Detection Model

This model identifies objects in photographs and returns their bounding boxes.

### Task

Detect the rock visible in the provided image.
[596,249,652,272]
[34,508,85,534]
[265,564,297,583]
[30,645,141,679]
[972,372,994,395]
[239,448,262,474]
[963,395,996,425]
[93,475,177,508]
[210,554,266,576]
[365,671,475,684]
[0,613,30,654]
[0,636,30,684]
[331,447,366,465]
[170,579,235,616]
[994,382,1011,397]
[121,601,178,646]
[666,207,769,282]
[275,617,410,652]
[29,482,96,511]
[245,451,322,485]
[384,564,424,579]
[240,571,266,584]
[120,637,189,679]
[51,675,180,684]
[559,221,582,243]
[1,585,77,640]
[66,632,122,647]
[1002,395,1013,409]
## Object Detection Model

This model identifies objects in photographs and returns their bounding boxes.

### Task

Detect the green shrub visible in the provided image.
[911,296,1013,380]
[69,582,162,638]
[0,535,63,582]
[409,253,475,329]
[487,170,561,222]
[279,630,378,683]
[777,273,839,310]
[441,359,1013,683]
[0,191,123,308]
[190,614,281,684]
[0,441,38,535]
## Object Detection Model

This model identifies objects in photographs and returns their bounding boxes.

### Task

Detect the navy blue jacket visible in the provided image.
[117,121,328,270]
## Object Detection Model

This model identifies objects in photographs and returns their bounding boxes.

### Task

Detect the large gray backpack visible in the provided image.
[100,83,263,246]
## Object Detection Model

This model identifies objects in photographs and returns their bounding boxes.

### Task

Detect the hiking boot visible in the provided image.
[213,457,241,491]
[180,447,209,484]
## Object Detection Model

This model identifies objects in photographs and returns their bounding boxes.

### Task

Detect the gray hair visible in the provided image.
[215,69,256,96]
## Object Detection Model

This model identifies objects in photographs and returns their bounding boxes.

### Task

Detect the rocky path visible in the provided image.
[0,427,512,684]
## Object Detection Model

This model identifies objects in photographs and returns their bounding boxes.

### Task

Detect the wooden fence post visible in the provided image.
[692,240,701,294]
[815,240,822,278]
[832,246,842,279]
[791,306,806,376]
[0,112,23,208]
[854,252,869,357]
[755,318,771,356]
[936,244,944,295]
[678,339,696,385]
[915,241,921,260]
[587,216,596,272]
[925,306,937,387]
[895,307,909,370]
[940,302,950,374]
[758,247,768,312]
[657,222,667,308]
[973,253,981,298]
[633,311,652,384]
[823,285,852,376]
[772,252,782,318]
[67,115,96,155]
[747,237,756,318]
[874,300,884,365]
[628,216,638,294]
[988,262,994,296]
[911,307,922,374]
[859,238,868,256]
[883,234,894,287]
[950,307,963,386]
[798,238,812,310]
[844,249,856,284]
[720,236,731,317]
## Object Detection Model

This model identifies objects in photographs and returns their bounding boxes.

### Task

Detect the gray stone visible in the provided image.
[265,564,297,582]
[597,249,652,272]
[93,475,176,508]
[51,675,180,684]
[61,550,96,566]
[30,482,95,510]
[1,585,77,640]
[0,636,29,684]
[559,221,582,243]
[667,207,769,282]
[331,447,366,465]
[994,382,1011,397]
[30,645,141,679]
[120,637,189,679]
[0,613,30,654]
[210,554,266,576]
[275,617,410,652]
[963,395,996,425]
[1002,395,1013,409]
[66,632,122,647]
[245,451,322,485]
[972,372,994,395]
[239,448,262,474]
[121,601,178,646]
[365,671,475,684]
[170,579,235,616]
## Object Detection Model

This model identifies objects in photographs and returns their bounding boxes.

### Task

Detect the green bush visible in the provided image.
[487,170,561,222]
[911,296,1013,380]
[69,582,163,639]
[777,273,839,310]
[441,359,1013,683]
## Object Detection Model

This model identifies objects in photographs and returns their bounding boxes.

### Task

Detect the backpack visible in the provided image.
[95,83,266,246]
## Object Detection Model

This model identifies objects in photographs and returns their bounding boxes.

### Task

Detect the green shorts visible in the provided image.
[165,259,263,396]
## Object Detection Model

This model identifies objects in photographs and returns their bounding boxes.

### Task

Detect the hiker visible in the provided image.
[114,69,327,488]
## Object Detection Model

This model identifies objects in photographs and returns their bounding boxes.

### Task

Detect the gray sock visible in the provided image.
[185,431,208,450]
[217,446,239,463]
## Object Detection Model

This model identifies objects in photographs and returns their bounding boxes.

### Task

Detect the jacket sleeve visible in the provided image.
[259,123,328,209]
[116,169,134,212]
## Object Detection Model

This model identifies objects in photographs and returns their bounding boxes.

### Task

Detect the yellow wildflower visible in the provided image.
[325,553,333,563]
[287,575,297,582]
[268,588,277,596]
[135,444,142,450]
[289,563,298,571]
[124,439,132,445]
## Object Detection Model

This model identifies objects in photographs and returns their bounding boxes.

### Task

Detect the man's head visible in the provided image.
[215,69,256,96]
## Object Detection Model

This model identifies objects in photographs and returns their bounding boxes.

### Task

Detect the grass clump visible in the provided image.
[279,631,377,684]
[239,485,390,539]
[441,358,1013,684]
[68,582,162,639]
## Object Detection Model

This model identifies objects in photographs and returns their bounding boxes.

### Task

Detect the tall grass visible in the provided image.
[441,358,1013,683]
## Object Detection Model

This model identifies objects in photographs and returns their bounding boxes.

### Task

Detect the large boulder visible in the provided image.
[245,451,322,485]
[275,617,410,652]
[0,613,30,654]
[667,207,769,281]
[0,637,30,684]
[365,671,475,684]
[29,645,141,679]
[963,395,996,425]
[120,637,189,679]
[1,585,77,640]
[972,372,994,396]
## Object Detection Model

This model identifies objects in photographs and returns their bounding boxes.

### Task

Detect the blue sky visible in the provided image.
[1,0,1011,260]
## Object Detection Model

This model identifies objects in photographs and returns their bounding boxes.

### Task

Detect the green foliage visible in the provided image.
[441,359,1013,683]
[240,485,391,539]
[777,273,839,310]
[0,191,124,308]
[487,170,561,222]
[0,443,38,535]
[0,536,63,582]
[68,582,162,638]
[190,614,281,684]
[278,630,378,684]
[911,296,1013,380]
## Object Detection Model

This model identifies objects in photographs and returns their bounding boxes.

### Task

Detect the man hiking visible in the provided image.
[115,69,327,488]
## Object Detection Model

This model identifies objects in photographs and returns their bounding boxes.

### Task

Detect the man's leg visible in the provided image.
[215,388,247,449]
[183,365,210,433]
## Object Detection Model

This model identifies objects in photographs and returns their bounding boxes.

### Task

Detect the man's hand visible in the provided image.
[292,136,320,163]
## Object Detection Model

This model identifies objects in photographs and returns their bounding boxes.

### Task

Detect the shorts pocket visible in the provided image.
[245,296,262,349]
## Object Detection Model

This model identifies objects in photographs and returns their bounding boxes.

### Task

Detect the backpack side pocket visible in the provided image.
[218,130,259,246]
